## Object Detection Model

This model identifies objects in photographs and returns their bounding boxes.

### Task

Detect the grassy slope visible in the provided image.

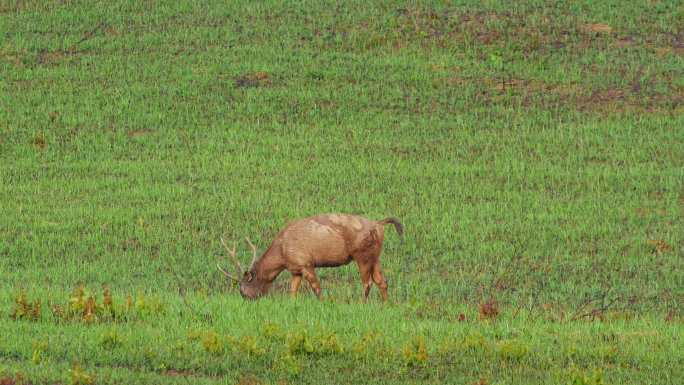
[0,1,682,384]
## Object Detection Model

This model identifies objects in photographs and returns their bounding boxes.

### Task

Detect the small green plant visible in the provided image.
[496,339,528,362]
[315,332,343,355]
[200,330,224,355]
[566,368,607,385]
[461,333,490,353]
[31,338,49,364]
[131,292,165,317]
[60,286,107,323]
[69,363,95,385]
[102,287,115,318]
[403,336,429,366]
[261,321,284,340]
[99,327,124,349]
[50,286,164,323]
[142,347,159,365]
[238,335,265,356]
[274,352,302,378]
[284,329,343,357]
[225,334,265,357]
[351,330,383,357]
[287,331,315,356]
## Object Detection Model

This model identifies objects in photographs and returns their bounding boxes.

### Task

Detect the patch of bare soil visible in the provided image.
[445,73,684,114]
[161,369,195,377]
[615,36,636,48]
[36,50,65,66]
[583,23,612,34]
[236,375,264,385]
[127,130,151,138]
[234,72,271,88]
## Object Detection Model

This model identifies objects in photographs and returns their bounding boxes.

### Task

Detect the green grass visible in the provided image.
[1,1,683,384]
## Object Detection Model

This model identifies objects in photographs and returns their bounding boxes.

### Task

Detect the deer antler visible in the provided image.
[217,237,242,282]
[245,237,258,269]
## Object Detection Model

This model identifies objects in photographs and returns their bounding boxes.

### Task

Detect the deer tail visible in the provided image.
[379,217,404,244]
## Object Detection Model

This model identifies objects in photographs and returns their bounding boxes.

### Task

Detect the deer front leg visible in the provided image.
[290,274,302,298]
[302,268,322,300]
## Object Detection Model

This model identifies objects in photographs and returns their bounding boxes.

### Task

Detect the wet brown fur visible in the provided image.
[238,214,403,301]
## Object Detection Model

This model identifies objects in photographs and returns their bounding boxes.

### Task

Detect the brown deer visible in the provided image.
[217,214,403,301]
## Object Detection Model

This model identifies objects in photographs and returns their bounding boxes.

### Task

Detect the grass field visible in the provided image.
[1,1,683,384]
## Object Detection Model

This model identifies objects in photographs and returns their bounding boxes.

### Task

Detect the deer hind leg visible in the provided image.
[356,261,373,301]
[372,261,389,302]
[290,274,302,298]
[302,267,322,300]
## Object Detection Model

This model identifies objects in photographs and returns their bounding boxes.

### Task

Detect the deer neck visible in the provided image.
[253,248,285,283]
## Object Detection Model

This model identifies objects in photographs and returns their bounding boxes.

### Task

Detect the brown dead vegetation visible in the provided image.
[647,239,673,255]
[31,132,46,150]
[0,377,21,385]
[11,291,41,321]
[664,309,681,323]
[479,298,499,321]
[0,372,32,385]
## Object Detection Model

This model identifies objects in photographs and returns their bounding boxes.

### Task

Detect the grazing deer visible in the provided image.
[217,214,403,301]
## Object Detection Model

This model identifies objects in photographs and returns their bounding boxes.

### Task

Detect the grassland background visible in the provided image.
[0,0,683,384]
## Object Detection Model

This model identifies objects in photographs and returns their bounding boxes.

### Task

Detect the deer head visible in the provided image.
[217,237,269,300]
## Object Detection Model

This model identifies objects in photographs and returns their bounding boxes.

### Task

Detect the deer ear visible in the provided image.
[245,271,254,282]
